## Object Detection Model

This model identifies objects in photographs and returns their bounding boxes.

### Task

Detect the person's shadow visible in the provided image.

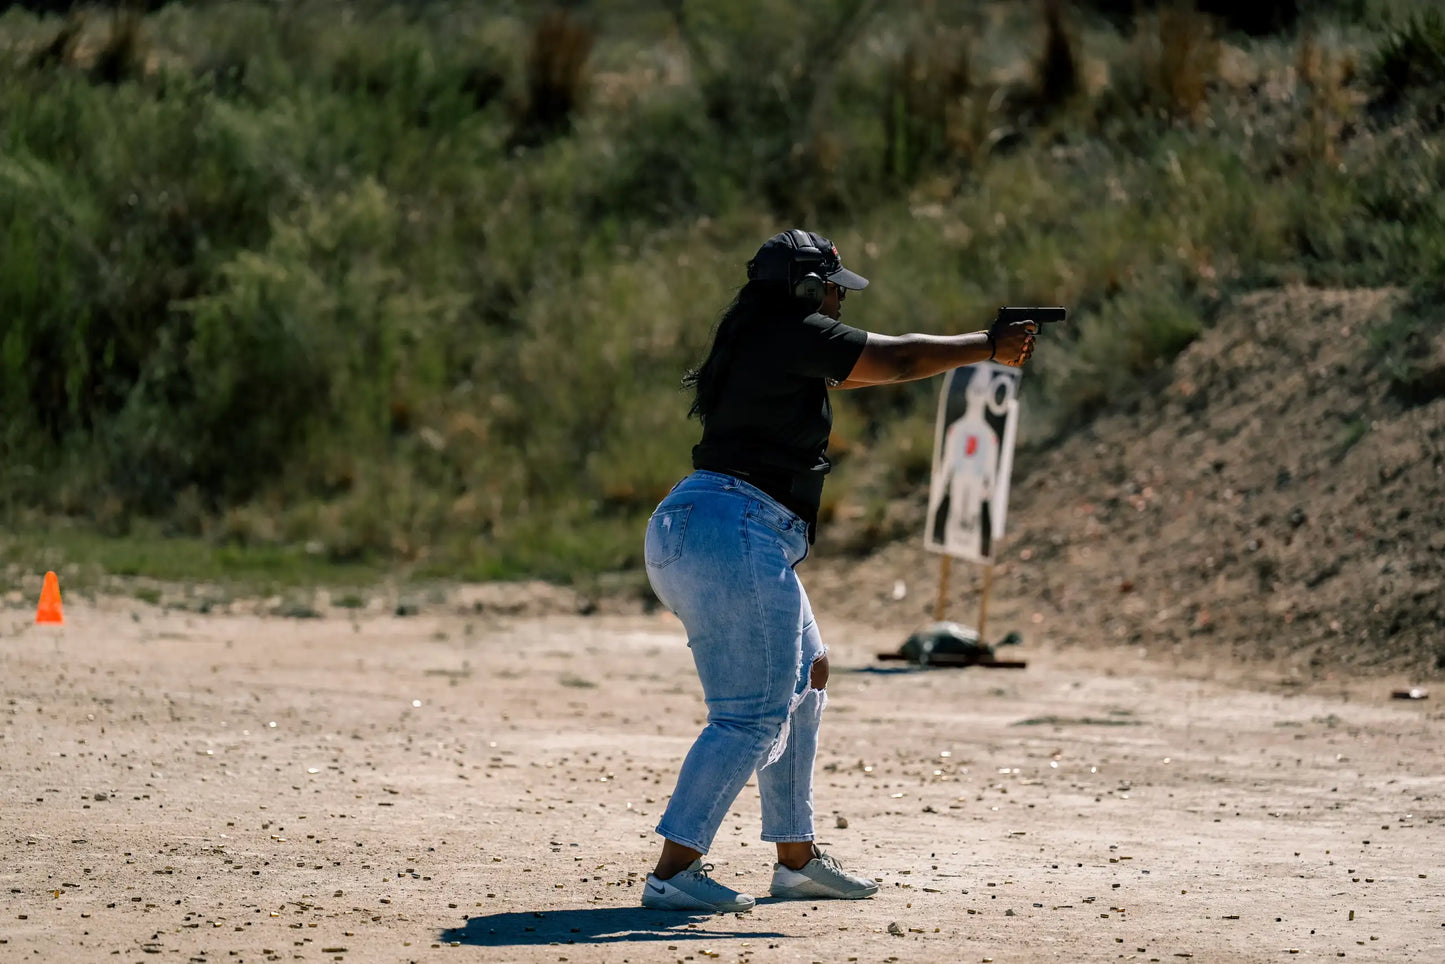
[440,907,784,947]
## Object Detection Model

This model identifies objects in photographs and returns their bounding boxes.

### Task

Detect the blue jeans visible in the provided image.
[644,470,827,854]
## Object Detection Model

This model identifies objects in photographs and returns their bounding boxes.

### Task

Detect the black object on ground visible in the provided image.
[876,622,1027,669]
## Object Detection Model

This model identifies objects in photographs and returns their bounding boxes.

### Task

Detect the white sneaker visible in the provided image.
[641,860,755,913]
[769,850,879,899]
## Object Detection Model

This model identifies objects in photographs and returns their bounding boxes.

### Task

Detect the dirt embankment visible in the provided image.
[809,287,1445,682]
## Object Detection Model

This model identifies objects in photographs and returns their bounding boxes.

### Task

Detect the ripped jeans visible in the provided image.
[644,470,826,853]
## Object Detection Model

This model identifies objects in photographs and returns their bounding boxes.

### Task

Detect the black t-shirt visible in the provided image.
[691,311,868,533]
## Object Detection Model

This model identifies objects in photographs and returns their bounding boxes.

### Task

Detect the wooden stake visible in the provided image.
[933,555,952,622]
[976,564,995,643]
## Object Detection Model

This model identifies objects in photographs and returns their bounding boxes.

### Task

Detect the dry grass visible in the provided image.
[1294,30,1358,168]
[1152,5,1222,121]
[1118,4,1223,123]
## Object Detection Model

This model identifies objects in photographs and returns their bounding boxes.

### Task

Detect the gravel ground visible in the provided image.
[3,598,1442,964]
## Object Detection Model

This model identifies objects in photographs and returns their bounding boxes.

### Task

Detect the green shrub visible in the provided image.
[883,25,974,184]
[1,0,1442,583]
[1369,7,1445,126]
[1099,5,1222,128]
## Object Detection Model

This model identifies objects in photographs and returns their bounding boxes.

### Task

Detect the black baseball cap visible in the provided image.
[746,229,870,290]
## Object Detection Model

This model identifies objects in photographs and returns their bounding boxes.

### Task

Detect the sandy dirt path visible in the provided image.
[2,599,1442,964]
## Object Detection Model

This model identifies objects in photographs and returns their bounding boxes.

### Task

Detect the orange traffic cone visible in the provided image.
[35,571,64,625]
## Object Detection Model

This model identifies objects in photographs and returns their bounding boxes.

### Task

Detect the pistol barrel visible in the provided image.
[996,306,1068,324]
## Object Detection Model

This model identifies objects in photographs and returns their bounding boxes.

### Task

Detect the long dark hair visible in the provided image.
[682,280,801,421]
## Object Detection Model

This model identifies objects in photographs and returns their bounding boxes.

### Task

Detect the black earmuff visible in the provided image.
[794,272,826,307]
[787,229,828,309]
[745,229,838,311]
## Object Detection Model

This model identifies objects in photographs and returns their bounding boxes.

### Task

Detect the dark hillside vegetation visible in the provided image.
[1,0,1442,585]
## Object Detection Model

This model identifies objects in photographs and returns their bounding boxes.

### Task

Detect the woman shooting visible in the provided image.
[640,229,1038,912]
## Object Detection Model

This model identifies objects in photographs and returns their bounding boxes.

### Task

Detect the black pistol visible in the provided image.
[995,306,1068,326]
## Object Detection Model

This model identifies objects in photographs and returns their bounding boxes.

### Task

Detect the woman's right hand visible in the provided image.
[989,319,1038,367]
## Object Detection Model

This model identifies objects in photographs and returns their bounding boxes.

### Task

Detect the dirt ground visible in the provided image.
[3,594,1442,964]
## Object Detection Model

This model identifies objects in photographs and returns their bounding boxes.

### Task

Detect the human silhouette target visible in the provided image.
[923,363,1021,563]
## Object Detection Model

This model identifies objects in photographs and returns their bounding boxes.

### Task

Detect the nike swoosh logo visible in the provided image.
[647,883,666,894]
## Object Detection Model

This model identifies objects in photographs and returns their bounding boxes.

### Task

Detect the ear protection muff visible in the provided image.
[745,229,836,310]
[787,229,828,310]
[794,272,827,308]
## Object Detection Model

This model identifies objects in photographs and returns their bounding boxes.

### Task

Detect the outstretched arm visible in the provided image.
[835,320,1037,389]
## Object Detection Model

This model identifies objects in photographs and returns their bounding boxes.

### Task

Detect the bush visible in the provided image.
[883,25,974,183]
[1,0,1441,581]
[1369,7,1445,126]
[1099,5,1223,127]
